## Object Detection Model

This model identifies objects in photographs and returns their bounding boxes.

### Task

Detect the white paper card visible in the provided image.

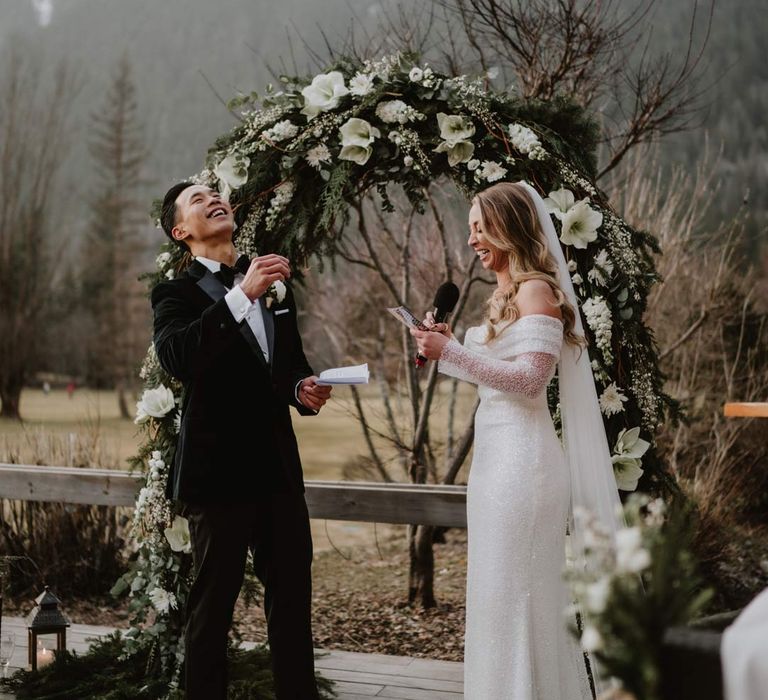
[316,363,370,385]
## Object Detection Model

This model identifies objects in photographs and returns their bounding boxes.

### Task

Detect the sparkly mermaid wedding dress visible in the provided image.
[439,314,592,700]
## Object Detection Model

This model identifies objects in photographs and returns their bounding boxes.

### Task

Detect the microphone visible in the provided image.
[415,282,460,368]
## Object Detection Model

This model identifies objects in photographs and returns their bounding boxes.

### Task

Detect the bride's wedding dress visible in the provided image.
[439,314,592,700]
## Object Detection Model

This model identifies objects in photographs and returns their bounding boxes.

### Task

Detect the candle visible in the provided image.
[36,646,53,669]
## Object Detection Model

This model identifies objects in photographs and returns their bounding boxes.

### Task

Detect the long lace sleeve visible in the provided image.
[438,315,563,399]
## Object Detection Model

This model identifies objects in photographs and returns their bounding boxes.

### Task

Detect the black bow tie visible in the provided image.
[214,255,250,288]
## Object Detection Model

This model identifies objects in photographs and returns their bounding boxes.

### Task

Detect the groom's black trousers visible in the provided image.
[182,492,319,700]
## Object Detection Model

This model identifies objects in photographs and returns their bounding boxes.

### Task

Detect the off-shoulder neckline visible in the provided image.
[514,313,563,325]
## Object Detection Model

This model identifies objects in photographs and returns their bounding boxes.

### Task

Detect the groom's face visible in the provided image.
[171,186,234,249]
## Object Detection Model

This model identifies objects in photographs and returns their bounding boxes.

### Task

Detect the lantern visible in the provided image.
[26,587,69,671]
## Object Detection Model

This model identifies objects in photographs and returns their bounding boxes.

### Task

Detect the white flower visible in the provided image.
[599,383,628,417]
[165,268,175,279]
[588,249,615,286]
[645,498,666,527]
[409,66,424,82]
[349,72,375,96]
[339,117,380,165]
[567,259,578,272]
[173,412,181,434]
[585,576,611,614]
[543,188,576,220]
[581,625,603,652]
[582,296,613,362]
[262,119,298,143]
[149,586,177,614]
[572,273,583,285]
[272,279,287,303]
[301,71,349,120]
[508,123,546,160]
[135,385,176,424]
[375,100,421,125]
[467,159,480,171]
[213,153,250,201]
[156,252,172,269]
[477,160,507,183]
[612,427,650,491]
[164,516,192,553]
[305,144,331,170]
[615,527,651,573]
[560,199,603,249]
[403,155,414,167]
[433,113,476,167]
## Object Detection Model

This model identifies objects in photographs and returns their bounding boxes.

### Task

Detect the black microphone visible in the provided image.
[415,282,460,368]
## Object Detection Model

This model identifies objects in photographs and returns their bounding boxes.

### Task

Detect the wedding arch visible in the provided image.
[119,52,673,683]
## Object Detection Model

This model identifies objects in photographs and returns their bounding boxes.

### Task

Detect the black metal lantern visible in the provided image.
[26,586,69,671]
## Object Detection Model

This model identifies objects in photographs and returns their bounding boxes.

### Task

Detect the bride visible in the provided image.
[411,182,622,699]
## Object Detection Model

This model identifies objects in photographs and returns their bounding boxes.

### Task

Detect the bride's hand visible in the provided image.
[410,327,450,360]
[423,311,452,337]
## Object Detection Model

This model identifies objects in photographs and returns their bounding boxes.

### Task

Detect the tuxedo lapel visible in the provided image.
[194,267,270,373]
[259,297,275,370]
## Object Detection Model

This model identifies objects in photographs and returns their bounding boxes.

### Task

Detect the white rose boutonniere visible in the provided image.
[339,117,381,166]
[301,71,349,120]
[135,385,176,424]
[265,279,287,309]
[433,112,475,167]
[214,154,250,202]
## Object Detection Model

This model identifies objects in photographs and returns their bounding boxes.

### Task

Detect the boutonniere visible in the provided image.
[264,279,287,309]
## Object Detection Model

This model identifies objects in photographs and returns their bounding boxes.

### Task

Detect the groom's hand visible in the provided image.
[240,254,291,301]
[298,376,332,411]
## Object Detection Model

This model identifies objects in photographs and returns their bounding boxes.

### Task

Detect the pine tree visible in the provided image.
[83,53,147,418]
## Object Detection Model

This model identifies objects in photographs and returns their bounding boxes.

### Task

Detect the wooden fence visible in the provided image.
[0,463,467,528]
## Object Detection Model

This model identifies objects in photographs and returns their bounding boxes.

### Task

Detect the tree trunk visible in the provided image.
[116,382,131,420]
[407,523,436,609]
[0,380,22,419]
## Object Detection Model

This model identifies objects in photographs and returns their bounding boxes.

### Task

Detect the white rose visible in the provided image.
[164,516,192,553]
[156,252,172,269]
[560,199,603,249]
[543,188,576,220]
[135,385,176,424]
[467,159,480,171]
[213,154,250,201]
[349,72,375,96]
[339,117,380,165]
[301,71,349,120]
[272,279,287,303]
[409,66,424,82]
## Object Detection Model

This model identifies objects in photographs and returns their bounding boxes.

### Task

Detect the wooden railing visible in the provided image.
[0,463,467,528]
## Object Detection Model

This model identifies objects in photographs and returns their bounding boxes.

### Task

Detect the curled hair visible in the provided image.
[473,182,585,348]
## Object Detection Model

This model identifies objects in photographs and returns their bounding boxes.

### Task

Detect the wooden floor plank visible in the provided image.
[0,617,465,698]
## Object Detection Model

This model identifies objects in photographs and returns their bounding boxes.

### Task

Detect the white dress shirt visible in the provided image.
[196,255,269,363]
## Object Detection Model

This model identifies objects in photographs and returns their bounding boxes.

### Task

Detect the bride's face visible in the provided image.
[468,201,505,272]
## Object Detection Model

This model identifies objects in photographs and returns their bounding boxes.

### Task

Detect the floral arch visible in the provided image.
[123,52,672,684]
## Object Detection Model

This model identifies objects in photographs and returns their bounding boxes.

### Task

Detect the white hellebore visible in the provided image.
[615,526,651,573]
[301,71,349,120]
[338,117,380,166]
[214,154,250,202]
[560,198,603,249]
[612,427,650,491]
[135,385,176,424]
[433,112,475,167]
[164,515,192,553]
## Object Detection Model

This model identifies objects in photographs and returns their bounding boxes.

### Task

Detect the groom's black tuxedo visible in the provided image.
[151,258,320,700]
[151,258,315,503]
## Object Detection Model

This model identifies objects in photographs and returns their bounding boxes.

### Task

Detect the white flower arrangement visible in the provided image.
[612,427,650,491]
[508,123,546,160]
[338,117,381,165]
[433,112,476,166]
[213,153,250,201]
[135,385,176,424]
[374,100,423,125]
[599,382,628,417]
[300,71,349,119]
[582,296,613,363]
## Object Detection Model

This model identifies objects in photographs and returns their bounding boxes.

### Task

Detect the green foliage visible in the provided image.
[1,633,335,700]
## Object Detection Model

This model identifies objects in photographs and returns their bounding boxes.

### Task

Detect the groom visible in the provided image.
[152,182,331,699]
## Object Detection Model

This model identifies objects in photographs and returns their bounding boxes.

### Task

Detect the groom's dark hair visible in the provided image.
[160,181,194,251]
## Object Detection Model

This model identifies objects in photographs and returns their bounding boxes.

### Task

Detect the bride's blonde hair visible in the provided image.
[473,182,584,347]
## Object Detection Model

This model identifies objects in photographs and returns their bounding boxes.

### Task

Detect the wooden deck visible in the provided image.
[0,617,463,699]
